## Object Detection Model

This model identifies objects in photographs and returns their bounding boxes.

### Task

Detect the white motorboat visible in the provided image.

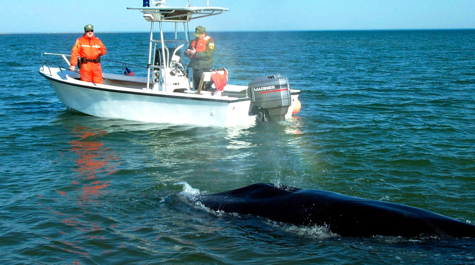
[39,0,301,127]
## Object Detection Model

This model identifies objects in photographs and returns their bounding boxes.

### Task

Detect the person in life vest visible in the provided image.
[69,24,107,84]
[185,26,215,90]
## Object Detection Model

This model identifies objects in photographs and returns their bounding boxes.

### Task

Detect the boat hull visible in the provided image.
[39,67,299,127]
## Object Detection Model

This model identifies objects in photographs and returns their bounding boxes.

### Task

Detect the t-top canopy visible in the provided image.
[128,6,228,22]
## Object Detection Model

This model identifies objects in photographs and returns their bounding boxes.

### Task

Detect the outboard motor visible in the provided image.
[248,74,292,121]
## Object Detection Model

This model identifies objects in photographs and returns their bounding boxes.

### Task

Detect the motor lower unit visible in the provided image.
[248,74,292,121]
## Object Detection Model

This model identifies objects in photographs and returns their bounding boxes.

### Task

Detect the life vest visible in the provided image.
[211,68,228,91]
[190,36,213,57]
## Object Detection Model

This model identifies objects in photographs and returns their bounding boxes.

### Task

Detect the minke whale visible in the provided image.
[197,183,475,238]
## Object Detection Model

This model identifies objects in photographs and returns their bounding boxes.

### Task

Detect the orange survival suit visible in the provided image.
[70,35,107,84]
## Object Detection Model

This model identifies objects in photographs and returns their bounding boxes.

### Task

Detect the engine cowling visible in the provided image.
[248,74,292,121]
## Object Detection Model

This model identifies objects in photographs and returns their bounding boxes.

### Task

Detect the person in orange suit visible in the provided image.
[69,24,107,84]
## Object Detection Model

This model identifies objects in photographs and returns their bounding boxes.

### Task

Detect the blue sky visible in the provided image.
[1,0,474,33]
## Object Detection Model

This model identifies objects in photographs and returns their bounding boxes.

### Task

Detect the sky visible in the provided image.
[1,0,474,34]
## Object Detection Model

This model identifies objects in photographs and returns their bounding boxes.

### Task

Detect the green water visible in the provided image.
[0,30,474,264]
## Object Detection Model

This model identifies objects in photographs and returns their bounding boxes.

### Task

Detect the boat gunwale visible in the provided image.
[39,69,253,104]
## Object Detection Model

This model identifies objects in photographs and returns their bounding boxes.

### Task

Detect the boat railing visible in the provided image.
[102,58,148,72]
[40,52,74,80]
[41,52,148,81]
[41,53,98,85]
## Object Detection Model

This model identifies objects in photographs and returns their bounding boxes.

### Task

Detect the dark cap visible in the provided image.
[193,26,206,37]
[84,24,94,32]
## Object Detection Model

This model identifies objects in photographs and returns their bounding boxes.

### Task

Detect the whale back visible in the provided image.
[198,183,475,238]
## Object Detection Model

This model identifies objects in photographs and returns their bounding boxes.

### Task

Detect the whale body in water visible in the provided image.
[197,183,475,238]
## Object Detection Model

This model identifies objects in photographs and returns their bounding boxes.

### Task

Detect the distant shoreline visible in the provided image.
[1,28,475,35]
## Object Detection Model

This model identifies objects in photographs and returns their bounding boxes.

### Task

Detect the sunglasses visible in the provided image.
[86,30,94,33]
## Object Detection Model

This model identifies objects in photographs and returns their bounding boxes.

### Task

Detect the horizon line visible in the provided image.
[2,28,475,35]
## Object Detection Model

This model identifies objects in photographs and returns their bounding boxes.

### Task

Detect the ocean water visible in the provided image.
[1,30,475,264]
